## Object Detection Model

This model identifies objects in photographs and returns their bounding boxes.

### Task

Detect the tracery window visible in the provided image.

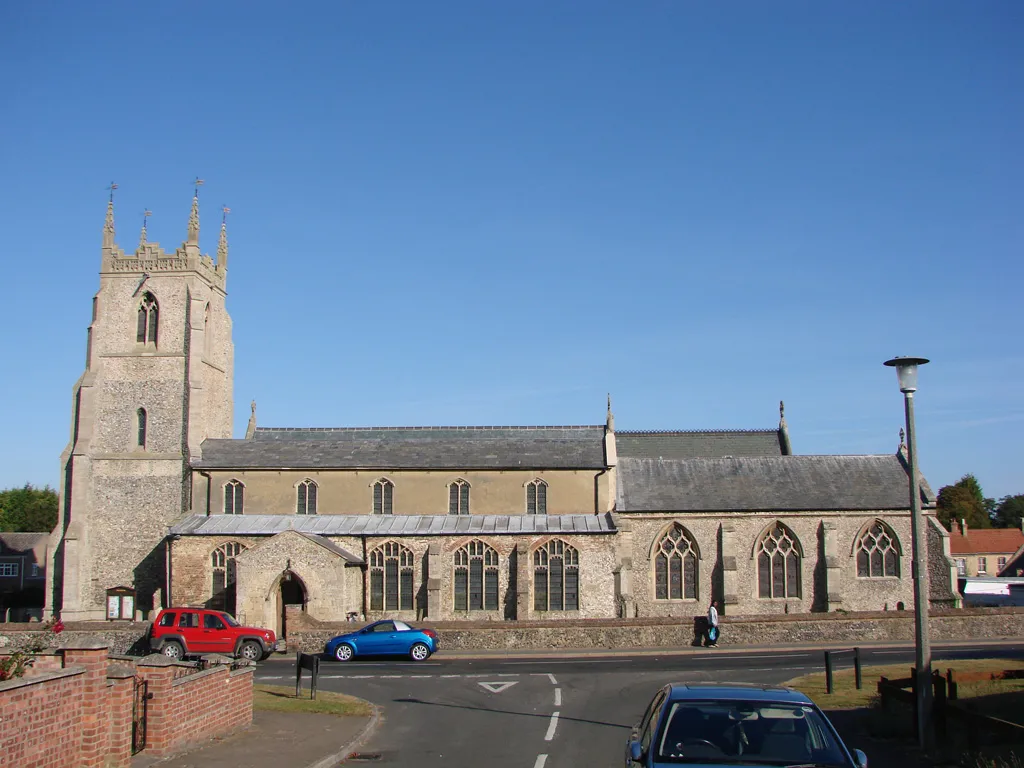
[369,542,414,611]
[211,542,246,614]
[454,540,499,611]
[654,524,698,600]
[534,539,579,611]
[136,408,147,449]
[448,479,470,516]
[224,479,244,515]
[526,479,548,515]
[136,292,158,345]
[296,479,318,515]
[855,521,900,577]
[757,523,801,599]
[373,478,394,515]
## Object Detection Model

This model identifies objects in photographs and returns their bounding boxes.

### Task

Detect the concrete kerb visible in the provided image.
[304,704,382,768]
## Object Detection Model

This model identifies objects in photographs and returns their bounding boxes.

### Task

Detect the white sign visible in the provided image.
[478,681,518,694]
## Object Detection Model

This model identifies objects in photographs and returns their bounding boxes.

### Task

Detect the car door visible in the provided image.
[359,621,397,654]
[201,611,233,654]
[628,689,667,766]
[177,611,204,653]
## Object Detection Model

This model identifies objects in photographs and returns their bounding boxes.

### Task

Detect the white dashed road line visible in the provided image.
[544,711,559,741]
[547,673,557,685]
[554,688,561,706]
[534,755,548,768]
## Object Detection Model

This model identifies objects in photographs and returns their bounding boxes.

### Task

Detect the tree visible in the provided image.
[0,484,59,533]
[935,474,991,532]
[992,494,1024,530]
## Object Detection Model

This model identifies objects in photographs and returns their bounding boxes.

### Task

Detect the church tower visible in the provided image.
[47,186,235,619]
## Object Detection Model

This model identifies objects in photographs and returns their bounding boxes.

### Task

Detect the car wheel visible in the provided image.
[161,640,184,660]
[238,640,262,662]
[334,643,355,662]
[410,642,431,662]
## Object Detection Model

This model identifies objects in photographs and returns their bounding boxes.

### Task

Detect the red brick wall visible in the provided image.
[136,663,253,757]
[0,647,253,766]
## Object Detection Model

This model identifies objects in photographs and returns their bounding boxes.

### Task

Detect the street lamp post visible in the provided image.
[883,356,932,748]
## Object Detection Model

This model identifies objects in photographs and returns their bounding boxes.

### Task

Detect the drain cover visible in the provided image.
[346,753,382,762]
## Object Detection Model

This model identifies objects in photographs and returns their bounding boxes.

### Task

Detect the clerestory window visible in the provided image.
[296,479,318,515]
[526,479,548,515]
[448,479,470,516]
[373,478,394,515]
[224,480,244,515]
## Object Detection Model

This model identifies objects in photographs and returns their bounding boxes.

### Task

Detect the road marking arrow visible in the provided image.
[478,681,519,694]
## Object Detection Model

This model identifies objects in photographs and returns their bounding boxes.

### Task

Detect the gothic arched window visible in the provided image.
[448,479,470,516]
[369,542,415,611]
[136,408,147,449]
[211,542,246,614]
[534,539,579,611]
[454,540,499,611]
[136,292,158,345]
[526,479,548,515]
[224,480,244,515]
[654,524,698,600]
[373,478,394,515]
[296,479,318,515]
[856,521,901,577]
[757,523,801,599]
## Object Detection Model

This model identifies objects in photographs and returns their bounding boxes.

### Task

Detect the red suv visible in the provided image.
[150,608,278,661]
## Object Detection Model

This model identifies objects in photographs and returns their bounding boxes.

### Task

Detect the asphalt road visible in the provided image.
[254,642,1024,767]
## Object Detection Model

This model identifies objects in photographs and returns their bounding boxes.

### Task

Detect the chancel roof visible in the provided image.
[196,426,607,470]
[170,513,616,536]
[615,454,934,512]
[616,429,788,459]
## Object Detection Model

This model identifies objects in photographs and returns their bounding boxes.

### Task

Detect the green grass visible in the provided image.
[253,684,374,717]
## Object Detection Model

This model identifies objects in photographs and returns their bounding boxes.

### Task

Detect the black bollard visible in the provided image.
[825,650,834,694]
[854,647,862,690]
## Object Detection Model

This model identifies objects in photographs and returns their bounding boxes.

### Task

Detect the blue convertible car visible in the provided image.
[325,619,439,662]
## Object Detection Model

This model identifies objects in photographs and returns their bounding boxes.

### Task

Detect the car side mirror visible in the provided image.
[853,749,868,768]
[628,740,644,762]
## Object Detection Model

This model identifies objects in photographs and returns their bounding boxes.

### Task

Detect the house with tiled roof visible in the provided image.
[948,520,1024,577]
[45,191,961,634]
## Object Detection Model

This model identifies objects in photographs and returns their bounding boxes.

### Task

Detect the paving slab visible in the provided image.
[131,709,376,768]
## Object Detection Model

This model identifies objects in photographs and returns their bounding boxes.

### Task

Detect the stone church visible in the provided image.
[46,194,960,636]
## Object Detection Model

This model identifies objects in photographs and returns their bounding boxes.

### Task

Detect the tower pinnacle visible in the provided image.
[218,205,230,269]
[139,209,151,249]
[102,182,117,249]
[187,178,203,245]
[606,393,615,432]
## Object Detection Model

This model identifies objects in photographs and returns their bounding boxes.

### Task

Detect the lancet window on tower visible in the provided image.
[136,293,159,346]
[136,408,147,450]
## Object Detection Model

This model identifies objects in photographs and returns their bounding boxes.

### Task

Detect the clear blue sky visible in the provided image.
[1,2,1021,500]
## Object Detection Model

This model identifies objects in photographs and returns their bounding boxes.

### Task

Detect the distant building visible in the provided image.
[0,533,48,621]
[46,192,961,636]
[947,520,1024,577]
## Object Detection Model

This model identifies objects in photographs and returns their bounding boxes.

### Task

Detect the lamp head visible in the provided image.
[884,356,930,393]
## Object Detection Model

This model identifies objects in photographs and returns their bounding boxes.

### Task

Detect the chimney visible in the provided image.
[960,519,967,537]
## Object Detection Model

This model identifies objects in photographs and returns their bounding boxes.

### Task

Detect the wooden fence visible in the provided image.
[877,667,1024,750]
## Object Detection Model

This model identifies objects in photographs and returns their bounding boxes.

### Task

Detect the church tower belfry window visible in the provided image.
[137,292,158,346]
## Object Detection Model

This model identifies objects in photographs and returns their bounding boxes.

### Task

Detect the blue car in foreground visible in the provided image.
[325,619,439,662]
[627,683,868,768]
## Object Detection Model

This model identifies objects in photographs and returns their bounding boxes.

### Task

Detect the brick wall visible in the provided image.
[0,644,253,767]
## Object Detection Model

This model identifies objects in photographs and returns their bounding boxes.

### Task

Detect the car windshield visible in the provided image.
[655,700,851,766]
[219,613,240,627]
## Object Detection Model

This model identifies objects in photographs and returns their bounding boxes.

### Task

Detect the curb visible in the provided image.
[304,703,382,768]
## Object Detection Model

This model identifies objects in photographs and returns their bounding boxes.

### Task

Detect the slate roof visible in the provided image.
[615,455,935,512]
[0,532,49,555]
[170,513,617,536]
[196,426,607,470]
[948,528,1024,557]
[616,430,787,459]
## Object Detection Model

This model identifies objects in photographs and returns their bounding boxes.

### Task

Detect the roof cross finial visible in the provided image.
[139,209,151,249]
[107,181,118,202]
[193,177,205,197]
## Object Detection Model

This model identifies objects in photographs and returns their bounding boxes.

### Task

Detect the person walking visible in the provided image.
[707,600,720,647]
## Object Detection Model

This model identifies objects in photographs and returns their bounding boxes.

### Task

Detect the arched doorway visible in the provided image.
[277,569,308,640]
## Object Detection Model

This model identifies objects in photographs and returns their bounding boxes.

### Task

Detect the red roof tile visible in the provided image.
[948,528,1024,556]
